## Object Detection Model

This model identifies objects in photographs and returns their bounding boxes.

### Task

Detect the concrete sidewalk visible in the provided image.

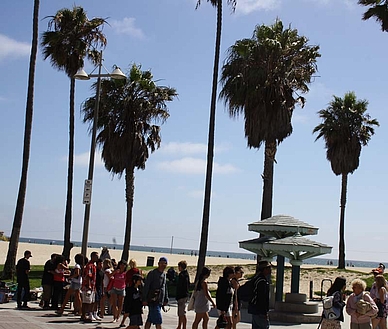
[0,300,349,329]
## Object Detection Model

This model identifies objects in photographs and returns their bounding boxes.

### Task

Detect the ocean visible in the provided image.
[18,237,382,269]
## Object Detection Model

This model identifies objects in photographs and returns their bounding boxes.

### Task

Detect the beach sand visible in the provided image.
[0,241,373,298]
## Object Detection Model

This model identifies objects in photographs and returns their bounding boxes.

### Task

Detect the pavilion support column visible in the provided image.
[275,255,284,301]
[290,260,303,293]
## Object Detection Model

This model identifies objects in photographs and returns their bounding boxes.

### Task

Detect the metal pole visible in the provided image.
[170,236,173,254]
[81,51,103,257]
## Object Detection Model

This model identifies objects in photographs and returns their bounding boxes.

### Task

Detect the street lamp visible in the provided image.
[75,51,126,257]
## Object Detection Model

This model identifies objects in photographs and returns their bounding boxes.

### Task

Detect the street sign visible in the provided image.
[83,179,92,204]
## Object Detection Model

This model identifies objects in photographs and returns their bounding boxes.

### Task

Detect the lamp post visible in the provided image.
[74,51,125,257]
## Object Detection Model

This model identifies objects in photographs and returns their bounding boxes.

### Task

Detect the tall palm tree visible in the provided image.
[2,0,40,280]
[313,92,379,269]
[220,19,320,221]
[81,64,177,262]
[359,0,388,32]
[194,0,236,281]
[41,7,107,259]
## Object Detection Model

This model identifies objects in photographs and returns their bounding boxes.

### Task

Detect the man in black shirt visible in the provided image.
[248,261,272,329]
[16,250,32,309]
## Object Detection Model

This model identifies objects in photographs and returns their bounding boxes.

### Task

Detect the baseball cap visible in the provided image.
[159,257,168,264]
[24,250,32,257]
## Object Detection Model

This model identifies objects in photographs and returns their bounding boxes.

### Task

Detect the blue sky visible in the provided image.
[0,0,387,263]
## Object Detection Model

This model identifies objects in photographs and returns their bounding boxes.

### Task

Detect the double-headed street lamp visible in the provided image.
[74,51,126,257]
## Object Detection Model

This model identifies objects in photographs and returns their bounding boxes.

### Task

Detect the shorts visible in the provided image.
[95,287,102,302]
[177,297,187,316]
[130,314,143,326]
[218,304,233,317]
[110,287,125,296]
[147,304,162,325]
[70,282,81,291]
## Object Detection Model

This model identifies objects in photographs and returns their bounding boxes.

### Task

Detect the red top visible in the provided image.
[82,261,96,290]
[125,268,140,287]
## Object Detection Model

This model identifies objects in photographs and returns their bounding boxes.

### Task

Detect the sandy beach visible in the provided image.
[0,241,373,297]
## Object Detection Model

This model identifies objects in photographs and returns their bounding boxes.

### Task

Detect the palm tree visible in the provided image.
[220,19,320,221]
[359,0,388,32]
[41,7,107,259]
[2,0,40,280]
[194,0,236,281]
[313,92,379,269]
[81,64,177,262]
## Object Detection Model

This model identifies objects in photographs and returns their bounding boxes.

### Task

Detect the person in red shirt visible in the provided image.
[81,251,99,322]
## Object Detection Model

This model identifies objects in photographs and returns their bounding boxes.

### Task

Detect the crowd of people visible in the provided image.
[14,248,388,329]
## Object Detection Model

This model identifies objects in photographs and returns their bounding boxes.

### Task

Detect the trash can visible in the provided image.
[146,256,155,267]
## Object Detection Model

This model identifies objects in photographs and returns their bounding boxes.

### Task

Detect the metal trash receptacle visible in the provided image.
[146,256,154,267]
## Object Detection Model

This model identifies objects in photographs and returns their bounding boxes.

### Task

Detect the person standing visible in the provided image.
[248,261,272,329]
[125,274,144,329]
[16,250,32,309]
[176,260,190,329]
[192,266,216,329]
[346,278,378,329]
[82,251,99,322]
[110,260,128,323]
[215,266,235,329]
[40,253,57,309]
[121,259,143,327]
[372,275,387,329]
[142,257,169,329]
[321,276,346,329]
[231,266,244,329]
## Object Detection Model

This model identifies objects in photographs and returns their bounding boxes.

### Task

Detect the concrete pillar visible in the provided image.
[290,260,303,293]
[275,255,285,301]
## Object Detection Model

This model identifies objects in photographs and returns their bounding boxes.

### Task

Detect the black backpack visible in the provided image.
[237,276,258,303]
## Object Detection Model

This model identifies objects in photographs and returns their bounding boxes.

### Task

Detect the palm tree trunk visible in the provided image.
[2,0,40,280]
[196,0,222,282]
[62,77,75,260]
[260,140,277,220]
[338,173,347,269]
[121,166,135,262]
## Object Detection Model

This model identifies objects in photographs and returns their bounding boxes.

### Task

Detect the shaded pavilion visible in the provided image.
[239,215,332,301]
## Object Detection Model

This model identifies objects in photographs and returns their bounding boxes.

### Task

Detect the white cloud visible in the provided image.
[111,18,145,39]
[72,151,104,168]
[187,189,204,198]
[159,142,229,155]
[236,0,281,15]
[157,157,239,174]
[0,34,30,62]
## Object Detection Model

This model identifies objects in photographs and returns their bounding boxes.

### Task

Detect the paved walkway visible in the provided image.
[0,300,350,329]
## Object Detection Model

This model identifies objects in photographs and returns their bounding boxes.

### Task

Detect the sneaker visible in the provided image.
[94,313,102,321]
[88,313,96,321]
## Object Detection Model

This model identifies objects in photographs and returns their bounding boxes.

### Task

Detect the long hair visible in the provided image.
[375,275,388,291]
[196,266,211,291]
[327,276,346,296]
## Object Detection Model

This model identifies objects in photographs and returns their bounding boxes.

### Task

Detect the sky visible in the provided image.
[0,0,387,264]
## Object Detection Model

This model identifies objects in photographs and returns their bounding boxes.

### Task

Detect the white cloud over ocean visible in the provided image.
[0,34,30,62]
[111,18,145,39]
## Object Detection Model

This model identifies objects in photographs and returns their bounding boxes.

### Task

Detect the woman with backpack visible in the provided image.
[321,276,346,329]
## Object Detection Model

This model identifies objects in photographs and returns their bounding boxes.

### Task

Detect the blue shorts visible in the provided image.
[95,287,102,302]
[130,314,143,326]
[147,304,162,325]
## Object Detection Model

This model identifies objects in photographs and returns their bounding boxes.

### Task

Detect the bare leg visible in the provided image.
[58,288,74,314]
[144,321,152,329]
[117,295,124,321]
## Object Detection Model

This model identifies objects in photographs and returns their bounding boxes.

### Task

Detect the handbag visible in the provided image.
[147,289,160,304]
[356,293,374,315]
[187,290,196,311]
[216,314,228,328]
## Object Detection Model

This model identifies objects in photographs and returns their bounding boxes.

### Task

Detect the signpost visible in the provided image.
[83,179,92,205]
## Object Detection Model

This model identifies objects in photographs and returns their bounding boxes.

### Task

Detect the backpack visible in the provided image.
[322,294,341,319]
[238,276,257,303]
